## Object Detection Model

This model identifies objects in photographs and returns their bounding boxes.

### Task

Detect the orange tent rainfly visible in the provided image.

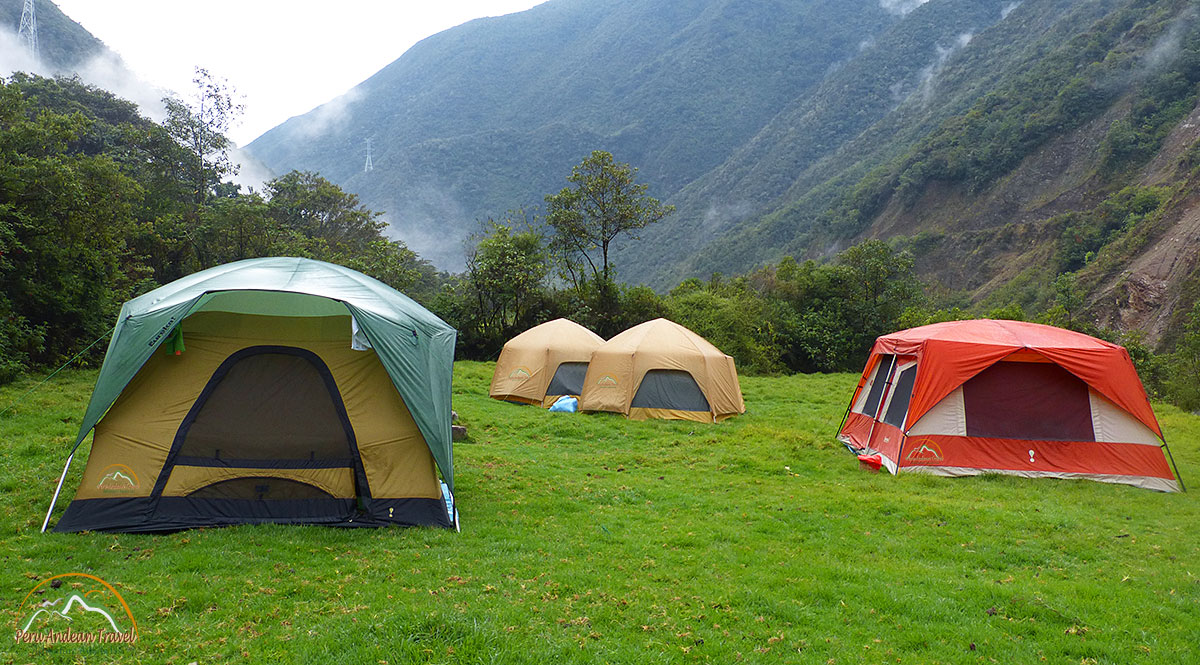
[837,319,1183,492]
[579,318,745,423]
[490,318,605,407]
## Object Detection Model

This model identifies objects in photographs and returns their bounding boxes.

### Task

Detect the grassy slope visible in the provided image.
[1,362,1197,664]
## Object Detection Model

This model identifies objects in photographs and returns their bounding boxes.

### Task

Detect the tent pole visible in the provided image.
[41,452,75,533]
[1162,439,1186,492]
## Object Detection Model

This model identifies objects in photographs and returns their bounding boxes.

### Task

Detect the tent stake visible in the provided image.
[41,452,75,533]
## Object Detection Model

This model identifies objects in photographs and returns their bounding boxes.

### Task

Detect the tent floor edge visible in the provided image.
[53,496,453,533]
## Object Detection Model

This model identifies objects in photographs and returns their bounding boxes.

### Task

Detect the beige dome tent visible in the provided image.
[490,318,605,406]
[579,318,745,422]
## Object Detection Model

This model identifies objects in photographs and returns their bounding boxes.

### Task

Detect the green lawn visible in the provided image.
[1,361,1197,664]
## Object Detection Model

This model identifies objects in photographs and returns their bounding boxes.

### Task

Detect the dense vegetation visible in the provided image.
[0,73,435,383]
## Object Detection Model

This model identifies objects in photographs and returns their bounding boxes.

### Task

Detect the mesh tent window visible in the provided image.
[963,361,1095,441]
[882,363,917,428]
[630,370,711,412]
[545,362,589,397]
[859,355,896,417]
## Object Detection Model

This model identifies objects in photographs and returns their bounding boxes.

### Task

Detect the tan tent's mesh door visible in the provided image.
[176,351,353,463]
[631,370,710,412]
[963,361,1095,441]
[151,346,368,523]
[545,362,589,397]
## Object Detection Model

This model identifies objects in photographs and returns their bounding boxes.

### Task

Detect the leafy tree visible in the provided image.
[0,81,142,377]
[162,67,243,205]
[435,217,553,356]
[544,150,673,336]
[1164,302,1200,410]
[266,170,385,253]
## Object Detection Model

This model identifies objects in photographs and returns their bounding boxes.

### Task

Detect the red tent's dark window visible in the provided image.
[860,355,896,417]
[963,361,1095,441]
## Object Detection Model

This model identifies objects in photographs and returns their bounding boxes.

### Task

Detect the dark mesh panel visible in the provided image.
[861,355,895,417]
[179,352,351,461]
[187,477,334,500]
[545,362,589,396]
[882,365,917,428]
[964,361,1095,441]
[631,370,710,411]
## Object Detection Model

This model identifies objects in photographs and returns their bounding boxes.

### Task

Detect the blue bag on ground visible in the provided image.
[549,396,578,413]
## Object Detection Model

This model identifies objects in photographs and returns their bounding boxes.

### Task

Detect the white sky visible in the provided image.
[52,1,545,146]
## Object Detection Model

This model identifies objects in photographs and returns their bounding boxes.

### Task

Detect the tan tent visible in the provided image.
[490,318,605,406]
[579,318,745,422]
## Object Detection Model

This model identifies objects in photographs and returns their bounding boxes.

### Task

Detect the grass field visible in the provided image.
[1,360,1198,664]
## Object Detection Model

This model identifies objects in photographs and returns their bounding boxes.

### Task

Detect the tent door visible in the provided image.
[148,346,372,523]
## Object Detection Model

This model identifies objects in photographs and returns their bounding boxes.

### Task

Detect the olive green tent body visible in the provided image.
[47,258,457,532]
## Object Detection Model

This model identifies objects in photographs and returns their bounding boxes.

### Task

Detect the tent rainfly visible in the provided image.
[490,318,605,407]
[579,318,745,423]
[45,257,459,533]
[838,319,1183,492]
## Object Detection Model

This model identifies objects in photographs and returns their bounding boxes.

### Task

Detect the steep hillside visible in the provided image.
[248,0,899,269]
[249,0,1200,344]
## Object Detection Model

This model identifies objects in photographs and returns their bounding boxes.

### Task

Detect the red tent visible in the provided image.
[837,320,1182,492]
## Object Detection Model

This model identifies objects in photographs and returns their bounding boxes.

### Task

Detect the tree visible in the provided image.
[162,67,243,205]
[544,150,673,335]
[545,150,674,285]
[266,170,385,254]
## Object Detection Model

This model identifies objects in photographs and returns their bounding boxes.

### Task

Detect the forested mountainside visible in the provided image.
[0,0,106,71]
[257,0,1198,344]
[667,0,1200,344]
[248,0,902,268]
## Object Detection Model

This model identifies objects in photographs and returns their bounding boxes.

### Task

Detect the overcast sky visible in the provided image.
[52,1,545,146]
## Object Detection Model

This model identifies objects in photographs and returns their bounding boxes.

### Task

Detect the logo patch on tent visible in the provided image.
[596,375,618,387]
[904,439,944,463]
[14,573,139,645]
[509,367,532,379]
[95,465,139,493]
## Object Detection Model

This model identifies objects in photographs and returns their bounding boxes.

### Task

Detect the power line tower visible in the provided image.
[363,138,374,173]
[17,0,38,61]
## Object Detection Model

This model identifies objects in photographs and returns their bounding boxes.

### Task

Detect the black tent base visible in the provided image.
[53,496,453,533]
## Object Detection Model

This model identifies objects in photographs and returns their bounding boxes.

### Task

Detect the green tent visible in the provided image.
[46,257,458,532]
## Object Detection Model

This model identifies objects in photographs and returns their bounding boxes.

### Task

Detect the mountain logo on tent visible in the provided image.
[905,439,944,463]
[96,465,139,493]
[509,367,532,379]
[596,375,618,387]
[14,573,138,644]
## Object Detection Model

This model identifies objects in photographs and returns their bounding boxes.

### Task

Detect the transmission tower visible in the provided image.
[363,138,374,173]
[17,0,38,61]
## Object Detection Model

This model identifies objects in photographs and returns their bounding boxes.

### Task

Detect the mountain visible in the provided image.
[250,0,1200,344]
[248,0,901,268]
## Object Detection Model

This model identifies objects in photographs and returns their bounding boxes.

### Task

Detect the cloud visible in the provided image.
[1144,6,1196,72]
[0,26,50,77]
[1001,2,1023,20]
[915,32,974,102]
[289,88,364,139]
[879,0,931,16]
